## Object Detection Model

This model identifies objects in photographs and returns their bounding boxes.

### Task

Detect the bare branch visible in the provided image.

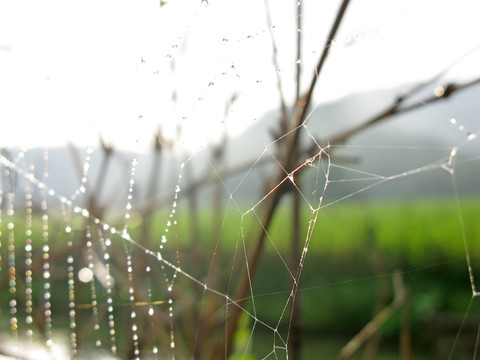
[337,271,407,359]
[221,1,352,357]
[263,0,290,135]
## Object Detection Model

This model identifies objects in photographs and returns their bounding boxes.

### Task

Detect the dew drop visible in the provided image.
[450,146,458,158]
[434,84,445,97]
[78,268,94,283]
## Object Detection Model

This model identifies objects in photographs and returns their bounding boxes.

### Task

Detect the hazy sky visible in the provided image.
[1,0,479,153]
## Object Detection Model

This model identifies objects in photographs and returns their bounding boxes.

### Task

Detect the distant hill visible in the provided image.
[215,82,480,202]
[3,82,479,212]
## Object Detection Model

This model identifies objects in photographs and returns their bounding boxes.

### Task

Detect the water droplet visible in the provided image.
[434,84,446,97]
[450,146,457,158]
[78,268,94,283]
[305,157,315,167]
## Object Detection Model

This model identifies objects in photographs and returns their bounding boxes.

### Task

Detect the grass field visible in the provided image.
[136,197,480,356]
[1,197,479,358]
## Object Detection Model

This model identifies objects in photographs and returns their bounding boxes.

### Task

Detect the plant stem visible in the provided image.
[221,1,351,357]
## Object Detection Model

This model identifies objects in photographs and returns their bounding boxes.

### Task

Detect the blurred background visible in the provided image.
[1,0,480,359]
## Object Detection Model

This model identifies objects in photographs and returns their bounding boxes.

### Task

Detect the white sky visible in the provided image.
[1,0,479,154]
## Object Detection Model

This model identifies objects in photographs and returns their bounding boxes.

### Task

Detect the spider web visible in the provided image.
[1,1,480,359]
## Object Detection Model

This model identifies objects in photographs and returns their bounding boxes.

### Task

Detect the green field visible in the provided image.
[1,197,479,358]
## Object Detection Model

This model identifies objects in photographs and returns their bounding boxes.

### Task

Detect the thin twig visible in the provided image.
[289,3,304,358]
[263,0,290,135]
[220,1,352,358]
[310,77,480,155]
[338,270,407,359]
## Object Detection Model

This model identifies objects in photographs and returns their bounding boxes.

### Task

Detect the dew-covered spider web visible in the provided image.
[1,0,480,359]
